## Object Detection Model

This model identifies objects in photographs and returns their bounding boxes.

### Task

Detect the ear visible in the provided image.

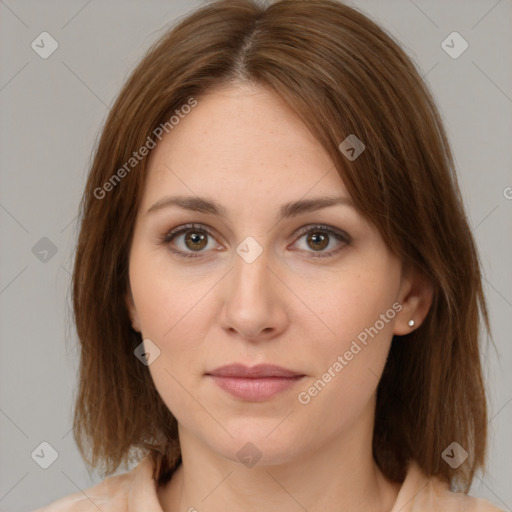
[125,286,141,333]
[393,263,434,335]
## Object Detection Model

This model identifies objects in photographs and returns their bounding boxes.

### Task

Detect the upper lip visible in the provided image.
[206,364,304,378]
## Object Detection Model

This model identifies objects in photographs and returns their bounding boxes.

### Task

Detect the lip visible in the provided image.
[206,364,305,401]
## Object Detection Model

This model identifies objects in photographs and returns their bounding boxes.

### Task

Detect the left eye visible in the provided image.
[291,225,351,258]
[159,223,351,259]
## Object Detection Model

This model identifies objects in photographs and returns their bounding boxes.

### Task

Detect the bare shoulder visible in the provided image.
[30,470,133,511]
[31,455,158,511]
[432,485,506,512]
[32,490,101,512]
[398,462,506,512]
[463,495,506,512]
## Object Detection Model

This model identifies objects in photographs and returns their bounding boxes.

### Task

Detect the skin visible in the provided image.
[126,82,433,512]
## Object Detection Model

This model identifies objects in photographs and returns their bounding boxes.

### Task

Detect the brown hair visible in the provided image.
[71,0,492,492]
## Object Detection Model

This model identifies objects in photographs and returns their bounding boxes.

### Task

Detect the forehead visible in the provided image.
[143,83,348,205]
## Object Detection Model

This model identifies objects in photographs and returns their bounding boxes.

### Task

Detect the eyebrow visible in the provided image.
[145,194,355,222]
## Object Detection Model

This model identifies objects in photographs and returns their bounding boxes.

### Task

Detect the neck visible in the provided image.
[158,403,401,512]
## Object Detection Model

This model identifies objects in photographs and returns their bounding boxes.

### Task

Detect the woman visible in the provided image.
[35,0,504,510]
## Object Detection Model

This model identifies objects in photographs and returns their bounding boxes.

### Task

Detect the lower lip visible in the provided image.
[208,375,304,401]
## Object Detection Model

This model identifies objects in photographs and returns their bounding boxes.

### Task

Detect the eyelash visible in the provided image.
[158,223,351,260]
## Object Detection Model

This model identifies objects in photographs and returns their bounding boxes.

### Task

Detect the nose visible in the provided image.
[218,244,289,343]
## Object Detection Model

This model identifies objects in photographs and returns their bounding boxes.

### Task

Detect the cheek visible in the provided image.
[129,247,212,342]
[129,254,210,422]
[128,248,219,415]
[295,297,396,434]
[300,265,400,348]
[297,260,400,400]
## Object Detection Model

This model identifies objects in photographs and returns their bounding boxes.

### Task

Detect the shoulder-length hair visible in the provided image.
[71,0,492,492]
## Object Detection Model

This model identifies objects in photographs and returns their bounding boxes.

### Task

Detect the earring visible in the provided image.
[408,319,415,328]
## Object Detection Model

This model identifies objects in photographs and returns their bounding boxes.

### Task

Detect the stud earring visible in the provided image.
[408,319,415,328]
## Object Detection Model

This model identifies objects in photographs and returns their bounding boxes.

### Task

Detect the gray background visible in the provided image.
[0,0,511,510]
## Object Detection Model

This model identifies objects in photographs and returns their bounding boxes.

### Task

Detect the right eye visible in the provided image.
[159,223,222,259]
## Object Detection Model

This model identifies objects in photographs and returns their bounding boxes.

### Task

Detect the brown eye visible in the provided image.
[184,230,208,251]
[293,224,351,259]
[160,223,218,259]
[306,231,329,251]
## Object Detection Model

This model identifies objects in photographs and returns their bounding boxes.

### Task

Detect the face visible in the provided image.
[126,83,414,466]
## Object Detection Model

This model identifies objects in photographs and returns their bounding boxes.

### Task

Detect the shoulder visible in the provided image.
[392,460,506,512]
[32,454,161,512]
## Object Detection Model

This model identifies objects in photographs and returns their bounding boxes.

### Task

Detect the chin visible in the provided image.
[202,418,312,468]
